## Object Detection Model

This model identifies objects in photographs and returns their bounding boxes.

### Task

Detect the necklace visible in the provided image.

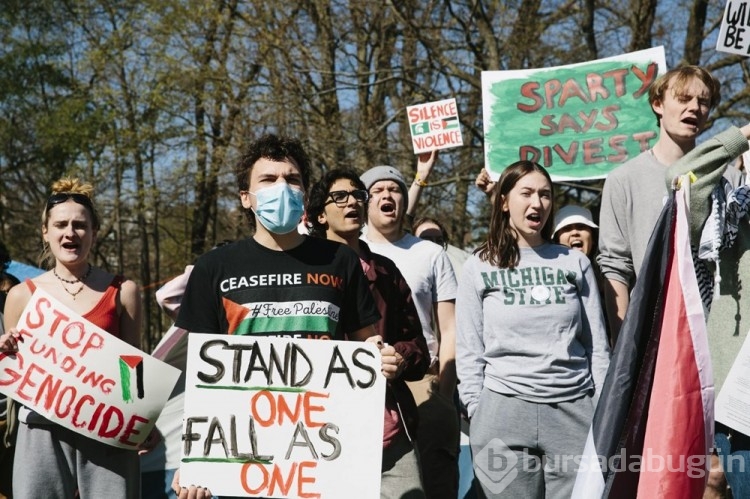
[53,264,93,300]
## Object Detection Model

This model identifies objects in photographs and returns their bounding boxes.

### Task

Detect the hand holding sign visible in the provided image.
[172,471,212,499]
[416,150,438,184]
[407,98,463,154]
[366,335,404,380]
[0,328,24,352]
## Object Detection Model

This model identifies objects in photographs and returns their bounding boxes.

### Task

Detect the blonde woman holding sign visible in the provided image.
[0,178,150,498]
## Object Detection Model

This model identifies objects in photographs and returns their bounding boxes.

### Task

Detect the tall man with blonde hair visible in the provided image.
[598,65,750,498]
[599,65,722,341]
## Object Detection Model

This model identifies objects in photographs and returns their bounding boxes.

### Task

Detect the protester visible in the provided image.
[456,160,610,498]
[595,63,750,497]
[552,205,598,259]
[412,216,470,276]
[405,151,473,499]
[412,217,448,249]
[361,165,459,499]
[598,65,736,342]
[0,178,151,498]
[307,168,430,498]
[0,241,19,323]
[172,134,391,499]
[410,216,473,496]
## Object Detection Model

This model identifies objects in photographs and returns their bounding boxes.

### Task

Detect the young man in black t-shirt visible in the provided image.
[172,135,393,499]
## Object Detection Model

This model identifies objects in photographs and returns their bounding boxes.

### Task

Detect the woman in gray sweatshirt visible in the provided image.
[456,161,610,498]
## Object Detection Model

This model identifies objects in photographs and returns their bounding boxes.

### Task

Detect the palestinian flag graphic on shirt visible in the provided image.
[222,297,340,336]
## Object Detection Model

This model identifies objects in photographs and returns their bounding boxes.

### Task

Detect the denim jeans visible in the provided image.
[715,423,750,498]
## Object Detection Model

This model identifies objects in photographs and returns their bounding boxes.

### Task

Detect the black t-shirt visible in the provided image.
[176,237,379,340]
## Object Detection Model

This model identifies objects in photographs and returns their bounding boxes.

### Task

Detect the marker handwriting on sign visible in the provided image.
[0,358,149,446]
[197,339,376,390]
[24,297,105,359]
[407,100,457,123]
[241,461,320,498]
[520,131,656,167]
[516,64,658,112]
[180,335,384,496]
[183,410,341,461]
[0,291,179,451]
[722,2,750,52]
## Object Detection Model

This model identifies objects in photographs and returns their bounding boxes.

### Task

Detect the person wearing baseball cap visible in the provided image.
[360,164,459,499]
[553,205,598,259]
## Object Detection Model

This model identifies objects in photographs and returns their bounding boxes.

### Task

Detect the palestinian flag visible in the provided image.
[441,116,459,129]
[223,298,340,336]
[572,186,714,498]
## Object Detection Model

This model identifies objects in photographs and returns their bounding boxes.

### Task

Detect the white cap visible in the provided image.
[553,205,598,236]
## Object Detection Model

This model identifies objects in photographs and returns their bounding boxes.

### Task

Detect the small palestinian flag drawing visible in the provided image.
[119,355,144,402]
[441,116,459,129]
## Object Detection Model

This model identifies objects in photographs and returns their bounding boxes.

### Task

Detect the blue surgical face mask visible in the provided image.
[249,182,305,234]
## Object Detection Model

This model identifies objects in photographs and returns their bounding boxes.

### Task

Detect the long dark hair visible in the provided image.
[475,161,554,269]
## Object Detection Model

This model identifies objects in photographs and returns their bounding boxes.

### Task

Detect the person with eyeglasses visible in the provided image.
[0,178,150,498]
[360,165,459,499]
[307,168,430,498]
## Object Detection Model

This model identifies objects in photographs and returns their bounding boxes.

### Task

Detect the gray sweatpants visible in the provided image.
[469,387,593,499]
[381,432,425,499]
[13,421,140,499]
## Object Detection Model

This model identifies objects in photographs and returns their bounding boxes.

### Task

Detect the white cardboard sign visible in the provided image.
[717,0,750,56]
[0,288,181,449]
[715,328,750,435]
[180,333,386,498]
[407,98,463,154]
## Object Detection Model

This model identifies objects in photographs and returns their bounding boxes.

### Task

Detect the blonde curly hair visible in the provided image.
[51,178,95,198]
[40,177,100,268]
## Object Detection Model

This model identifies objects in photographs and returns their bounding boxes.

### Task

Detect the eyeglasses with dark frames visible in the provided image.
[326,189,369,207]
[46,192,94,212]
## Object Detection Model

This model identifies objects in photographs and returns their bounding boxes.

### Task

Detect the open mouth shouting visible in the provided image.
[681,114,700,131]
[343,208,363,224]
[378,199,397,217]
[568,239,584,249]
[61,240,80,250]
[526,212,544,230]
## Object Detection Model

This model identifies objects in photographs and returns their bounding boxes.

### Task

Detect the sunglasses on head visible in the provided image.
[46,192,93,211]
[326,189,369,207]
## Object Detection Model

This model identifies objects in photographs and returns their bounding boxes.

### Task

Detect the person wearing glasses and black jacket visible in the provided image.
[307,168,430,498]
